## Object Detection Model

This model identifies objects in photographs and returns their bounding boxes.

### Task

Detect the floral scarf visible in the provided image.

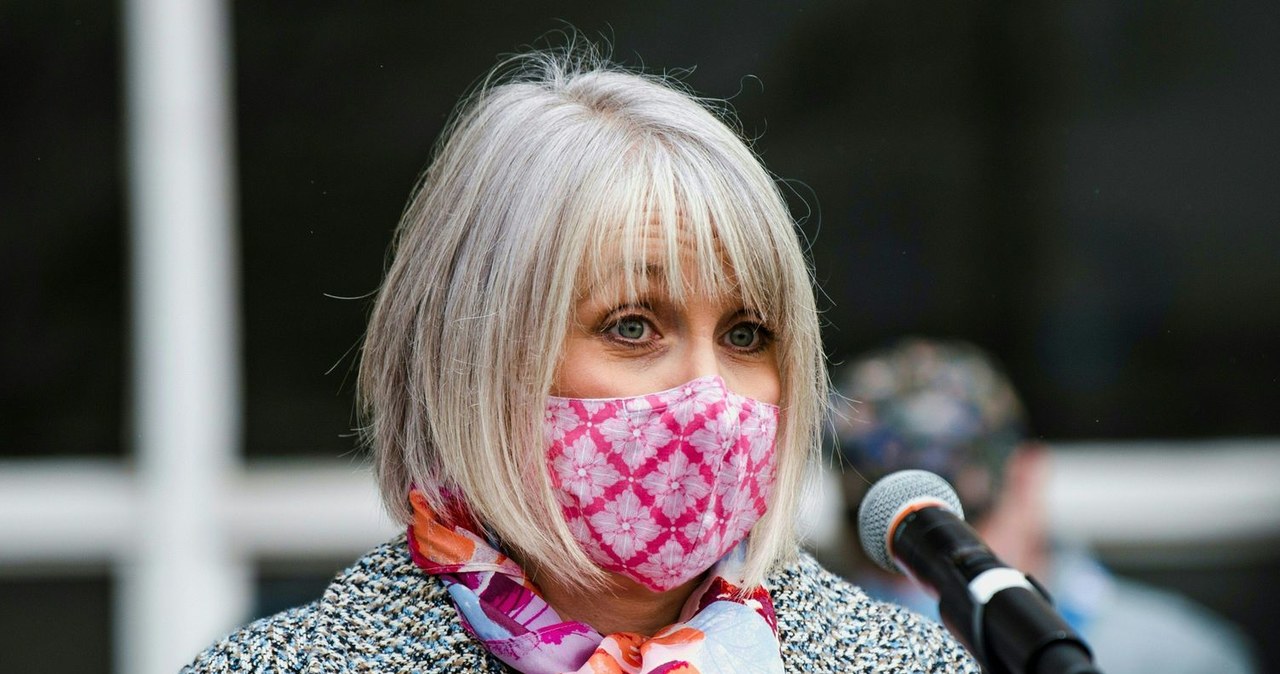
[407,490,784,674]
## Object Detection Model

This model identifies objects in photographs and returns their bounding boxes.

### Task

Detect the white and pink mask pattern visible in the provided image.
[545,375,779,591]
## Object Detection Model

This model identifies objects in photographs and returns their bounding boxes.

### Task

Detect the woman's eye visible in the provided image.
[727,324,760,349]
[611,317,648,340]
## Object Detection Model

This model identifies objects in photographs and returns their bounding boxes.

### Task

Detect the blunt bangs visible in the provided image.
[573,120,794,331]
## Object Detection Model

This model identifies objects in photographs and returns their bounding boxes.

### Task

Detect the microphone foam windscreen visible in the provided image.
[857,469,964,572]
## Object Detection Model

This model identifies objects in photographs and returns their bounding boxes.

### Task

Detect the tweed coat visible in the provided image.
[184,537,978,673]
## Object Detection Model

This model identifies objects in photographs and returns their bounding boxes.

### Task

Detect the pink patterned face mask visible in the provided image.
[545,375,779,591]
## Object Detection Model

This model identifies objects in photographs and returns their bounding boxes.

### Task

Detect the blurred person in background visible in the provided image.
[823,337,1258,674]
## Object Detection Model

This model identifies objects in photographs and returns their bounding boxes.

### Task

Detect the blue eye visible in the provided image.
[727,325,758,348]
[725,320,773,353]
[613,317,647,340]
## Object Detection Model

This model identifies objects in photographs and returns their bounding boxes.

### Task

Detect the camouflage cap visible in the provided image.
[830,338,1027,521]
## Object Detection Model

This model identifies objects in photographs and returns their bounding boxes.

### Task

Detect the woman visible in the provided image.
[185,45,978,673]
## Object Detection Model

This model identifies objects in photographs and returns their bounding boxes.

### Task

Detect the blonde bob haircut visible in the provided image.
[360,44,827,591]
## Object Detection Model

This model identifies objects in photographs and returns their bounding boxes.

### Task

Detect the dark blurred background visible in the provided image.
[2,1,1277,672]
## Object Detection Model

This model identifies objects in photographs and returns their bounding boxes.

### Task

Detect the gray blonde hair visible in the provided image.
[360,45,827,590]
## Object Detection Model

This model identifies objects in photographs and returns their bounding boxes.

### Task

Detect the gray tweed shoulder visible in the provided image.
[770,551,979,673]
[181,537,509,673]
[183,537,978,673]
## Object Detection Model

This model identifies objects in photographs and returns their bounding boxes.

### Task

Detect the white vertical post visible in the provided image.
[121,0,248,672]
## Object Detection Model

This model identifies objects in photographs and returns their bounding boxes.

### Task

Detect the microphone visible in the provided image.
[858,470,1102,674]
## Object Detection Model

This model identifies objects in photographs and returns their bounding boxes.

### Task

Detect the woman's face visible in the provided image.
[552,228,782,405]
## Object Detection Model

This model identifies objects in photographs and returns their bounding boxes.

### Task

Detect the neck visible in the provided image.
[532,566,702,636]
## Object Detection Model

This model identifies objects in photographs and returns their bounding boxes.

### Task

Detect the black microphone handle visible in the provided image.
[892,507,1101,674]
[985,585,1100,674]
[1033,642,1103,674]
